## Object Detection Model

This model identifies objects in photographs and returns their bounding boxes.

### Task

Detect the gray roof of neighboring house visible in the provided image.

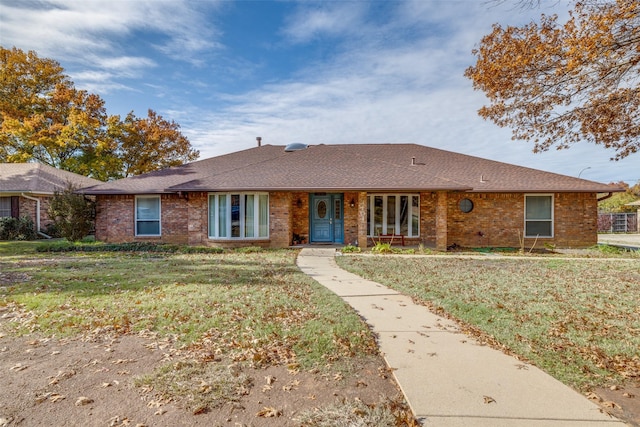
[0,163,103,195]
[80,143,623,195]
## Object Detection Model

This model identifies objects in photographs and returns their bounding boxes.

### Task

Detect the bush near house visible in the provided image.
[0,216,37,240]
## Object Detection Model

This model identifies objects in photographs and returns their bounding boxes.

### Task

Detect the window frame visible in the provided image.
[135,195,161,237]
[524,194,554,238]
[0,197,11,218]
[366,193,420,237]
[208,192,269,240]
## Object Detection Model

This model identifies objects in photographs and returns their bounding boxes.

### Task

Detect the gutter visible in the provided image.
[20,193,52,239]
[597,192,614,202]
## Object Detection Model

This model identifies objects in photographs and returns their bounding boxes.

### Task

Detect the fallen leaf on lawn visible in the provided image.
[623,392,635,398]
[9,363,27,372]
[262,385,272,392]
[147,400,163,408]
[198,380,211,394]
[50,394,66,403]
[75,396,94,406]
[112,358,136,364]
[256,407,281,418]
[586,392,602,402]
[602,401,620,409]
[483,396,496,404]
[101,382,112,388]
[265,375,276,385]
[192,406,207,415]
[333,373,344,381]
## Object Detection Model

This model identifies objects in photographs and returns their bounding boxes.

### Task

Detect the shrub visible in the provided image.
[0,216,37,240]
[48,183,95,242]
[370,242,393,254]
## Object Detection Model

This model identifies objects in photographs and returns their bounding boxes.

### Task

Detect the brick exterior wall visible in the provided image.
[17,195,54,233]
[291,192,309,244]
[95,191,599,250]
[443,192,598,249]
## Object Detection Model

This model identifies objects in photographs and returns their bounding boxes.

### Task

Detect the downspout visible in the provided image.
[21,193,52,239]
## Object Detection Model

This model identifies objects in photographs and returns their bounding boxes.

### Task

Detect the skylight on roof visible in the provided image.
[284,142,308,152]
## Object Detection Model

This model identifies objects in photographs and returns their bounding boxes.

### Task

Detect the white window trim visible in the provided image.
[135,195,161,237]
[367,193,420,237]
[208,192,269,240]
[524,194,554,238]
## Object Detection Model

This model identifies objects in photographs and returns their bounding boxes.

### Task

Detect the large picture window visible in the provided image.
[367,194,419,237]
[135,196,161,236]
[525,194,553,237]
[209,193,269,239]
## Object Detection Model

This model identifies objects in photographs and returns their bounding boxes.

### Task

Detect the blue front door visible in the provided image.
[310,194,343,243]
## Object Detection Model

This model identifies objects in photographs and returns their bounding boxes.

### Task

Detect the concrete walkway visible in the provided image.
[598,233,640,250]
[296,247,627,426]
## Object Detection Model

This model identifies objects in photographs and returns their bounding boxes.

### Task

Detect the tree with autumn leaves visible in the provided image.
[0,46,199,181]
[465,0,640,160]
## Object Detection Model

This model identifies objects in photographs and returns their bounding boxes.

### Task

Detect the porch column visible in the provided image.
[357,192,368,248]
[435,191,448,251]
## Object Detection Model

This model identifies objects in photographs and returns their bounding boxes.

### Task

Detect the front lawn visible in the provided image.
[0,243,376,369]
[336,254,640,390]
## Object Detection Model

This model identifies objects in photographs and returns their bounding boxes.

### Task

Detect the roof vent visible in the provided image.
[284,142,308,152]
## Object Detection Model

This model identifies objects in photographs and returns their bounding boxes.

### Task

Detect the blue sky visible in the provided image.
[1,0,638,184]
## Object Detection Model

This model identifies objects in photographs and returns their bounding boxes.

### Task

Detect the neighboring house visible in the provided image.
[80,143,622,250]
[0,163,103,236]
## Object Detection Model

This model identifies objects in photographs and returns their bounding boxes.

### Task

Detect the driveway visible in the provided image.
[598,233,640,249]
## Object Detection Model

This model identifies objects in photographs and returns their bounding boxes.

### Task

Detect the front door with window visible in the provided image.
[310,194,343,243]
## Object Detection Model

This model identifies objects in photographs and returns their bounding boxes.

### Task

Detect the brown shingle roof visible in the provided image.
[0,163,103,194]
[81,144,622,194]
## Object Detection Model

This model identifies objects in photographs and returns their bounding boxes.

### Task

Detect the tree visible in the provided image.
[598,181,640,212]
[114,110,199,178]
[48,183,95,242]
[1,46,199,180]
[465,0,640,160]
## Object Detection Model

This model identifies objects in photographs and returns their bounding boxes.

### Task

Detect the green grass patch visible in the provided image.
[336,255,640,390]
[1,246,378,370]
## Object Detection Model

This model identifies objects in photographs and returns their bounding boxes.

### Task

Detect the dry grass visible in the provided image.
[337,254,640,390]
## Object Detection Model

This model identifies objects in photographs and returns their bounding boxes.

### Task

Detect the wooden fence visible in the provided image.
[598,212,638,233]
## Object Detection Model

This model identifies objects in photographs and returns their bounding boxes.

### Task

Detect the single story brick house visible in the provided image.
[80,143,621,250]
[0,163,102,236]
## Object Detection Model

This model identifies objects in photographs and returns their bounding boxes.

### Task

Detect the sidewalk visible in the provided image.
[296,247,627,426]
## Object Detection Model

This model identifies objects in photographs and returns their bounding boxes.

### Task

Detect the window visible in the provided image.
[0,197,11,218]
[459,198,474,213]
[525,194,553,237]
[367,194,419,237]
[135,196,161,236]
[209,193,269,239]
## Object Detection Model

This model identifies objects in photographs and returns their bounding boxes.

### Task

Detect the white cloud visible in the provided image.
[0,0,222,88]
[184,1,637,184]
[282,2,367,43]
